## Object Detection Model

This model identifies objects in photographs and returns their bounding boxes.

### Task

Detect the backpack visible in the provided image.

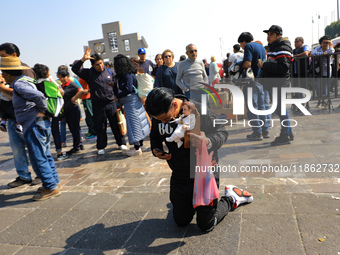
[229,57,254,86]
[19,77,64,117]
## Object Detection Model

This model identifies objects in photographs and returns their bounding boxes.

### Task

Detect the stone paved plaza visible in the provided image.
[0,100,339,255]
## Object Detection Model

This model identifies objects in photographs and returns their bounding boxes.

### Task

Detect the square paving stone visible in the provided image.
[238,214,305,255]
[39,192,89,209]
[243,193,294,214]
[0,208,33,232]
[0,191,42,209]
[0,244,22,255]
[28,209,106,248]
[73,193,122,210]
[111,193,161,211]
[15,246,64,255]
[0,208,67,245]
[178,213,241,255]
[150,192,171,212]
[296,214,340,255]
[291,193,340,215]
[73,211,147,251]
[122,211,186,254]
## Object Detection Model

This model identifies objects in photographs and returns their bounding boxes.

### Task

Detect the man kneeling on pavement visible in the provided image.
[146,87,253,231]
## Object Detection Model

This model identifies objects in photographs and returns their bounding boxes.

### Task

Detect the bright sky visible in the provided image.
[2,0,339,79]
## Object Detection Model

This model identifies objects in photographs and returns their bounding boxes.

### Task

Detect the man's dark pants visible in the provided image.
[92,101,126,150]
[170,174,233,231]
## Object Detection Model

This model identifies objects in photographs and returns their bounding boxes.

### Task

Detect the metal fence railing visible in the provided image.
[292,52,340,113]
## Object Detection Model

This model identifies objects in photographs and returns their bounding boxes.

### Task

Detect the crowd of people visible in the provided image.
[0,24,339,231]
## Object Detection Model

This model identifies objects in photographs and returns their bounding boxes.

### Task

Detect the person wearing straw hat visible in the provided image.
[0,56,61,201]
[0,43,42,188]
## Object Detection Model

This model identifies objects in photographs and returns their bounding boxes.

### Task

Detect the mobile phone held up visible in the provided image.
[154,148,169,156]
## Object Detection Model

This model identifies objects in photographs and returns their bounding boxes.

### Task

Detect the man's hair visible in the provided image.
[233,44,241,52]
[186,44,195,52]
[57,65,69,73]
[295,37,304,44]
[1,70,23,77]
[238,32,254,43]
[113,54,137,78]
[33,64,49,79]
[57,69,69,77]
[227,53,230,57]
[90,53,103,65]
[319,35,331,45]
[0,43,21,56]
[145,87,175,116]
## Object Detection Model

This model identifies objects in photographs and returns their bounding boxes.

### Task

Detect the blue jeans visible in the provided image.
[7,119,31,181]
[268,88,292,135]
[243,82,270,134]
[24,119,59,191]
[60,118,66,144]
[316,78,329,98]
[51,116,61,152]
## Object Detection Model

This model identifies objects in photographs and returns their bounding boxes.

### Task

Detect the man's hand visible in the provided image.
[153,149,172,160]
[81,47,94,62]
[71,97,77,105]
[187,131,209,148]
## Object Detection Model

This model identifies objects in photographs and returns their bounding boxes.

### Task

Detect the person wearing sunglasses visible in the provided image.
[176,44,208,101]
[154,49,183,95]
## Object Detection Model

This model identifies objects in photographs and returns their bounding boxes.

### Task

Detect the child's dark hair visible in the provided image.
[33,64,49,79]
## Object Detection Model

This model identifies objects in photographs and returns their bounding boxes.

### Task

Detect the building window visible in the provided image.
[108,32,118,53]
[124,39,130,51]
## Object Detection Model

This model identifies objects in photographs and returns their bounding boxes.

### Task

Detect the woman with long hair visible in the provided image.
[112,54,150,156]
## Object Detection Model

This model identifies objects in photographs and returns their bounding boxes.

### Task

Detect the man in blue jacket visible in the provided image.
[0,56,61,201]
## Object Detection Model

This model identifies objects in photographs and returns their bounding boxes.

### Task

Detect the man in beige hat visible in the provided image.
[0,42,41,188]
[0,56,61,201]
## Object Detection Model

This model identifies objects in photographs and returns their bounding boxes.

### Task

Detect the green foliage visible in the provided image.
[325,20,340,38]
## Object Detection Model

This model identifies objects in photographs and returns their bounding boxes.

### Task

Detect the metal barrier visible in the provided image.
[292,52,340,112]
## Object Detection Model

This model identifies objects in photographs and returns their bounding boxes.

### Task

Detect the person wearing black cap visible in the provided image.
[258,25,294,146]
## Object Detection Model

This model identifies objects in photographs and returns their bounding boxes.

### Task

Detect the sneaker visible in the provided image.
[57,153,68,161]
[15,125,22,132]
[66,148,80,156]
[80,144,85,150]
[98,149,105,155]
[225,185,253,209]
[61,142,67,148]
[118,145,128,151]
[289,132,294,141]
[125,148,142,157]
[0,123,7,132]
[7,177,32,188]
[85,134,97,140]
[140,146,149,152]
[32,187,61,201]
[271,135,291,146]
[31,177,42,186]
[262,132,270,139]
[37,184,62,193]
[85,132,91,138]
[247,132,263,141]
